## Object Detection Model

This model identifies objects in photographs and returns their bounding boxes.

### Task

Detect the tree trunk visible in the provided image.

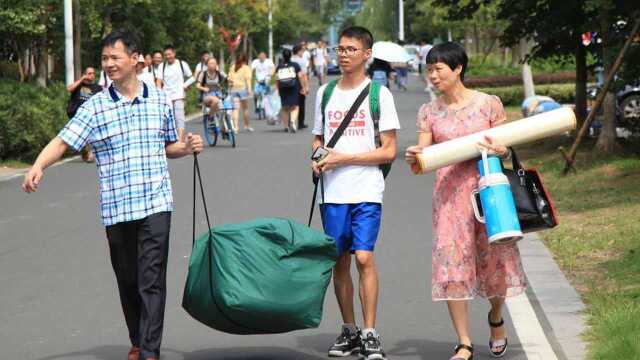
[596,3,620,153]
[574,38,588,128]
[473,23,480,55]
[520,39,535,98]
[36,47,47,87]
[596,92,618,151]
[73,0,82,80]
[242,32,248,55]
[510,45,519,67]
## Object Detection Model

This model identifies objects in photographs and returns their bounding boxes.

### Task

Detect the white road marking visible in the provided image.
[507,293,559,360]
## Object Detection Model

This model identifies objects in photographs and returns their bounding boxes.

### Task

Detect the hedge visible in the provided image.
[0,80,69,162]
[465,71,580,88]
[472,83,576,107]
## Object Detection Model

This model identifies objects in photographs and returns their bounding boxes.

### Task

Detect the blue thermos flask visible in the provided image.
[471,151,523,245]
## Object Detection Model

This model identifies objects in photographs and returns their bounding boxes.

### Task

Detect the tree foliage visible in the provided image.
[0,0,329,83]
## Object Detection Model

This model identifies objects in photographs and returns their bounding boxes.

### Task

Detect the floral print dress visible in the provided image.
[416,92,527,301]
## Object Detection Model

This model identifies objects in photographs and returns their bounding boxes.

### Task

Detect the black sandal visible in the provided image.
[450,343,474,360]
[488,311,508,358]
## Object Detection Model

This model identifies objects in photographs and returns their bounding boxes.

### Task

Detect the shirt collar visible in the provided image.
[108,81,149,102]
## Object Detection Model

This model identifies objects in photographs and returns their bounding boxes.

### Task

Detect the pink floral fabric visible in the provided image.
[417,92,527,301]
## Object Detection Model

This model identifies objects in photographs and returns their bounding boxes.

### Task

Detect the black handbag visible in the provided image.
[502,148,559,233]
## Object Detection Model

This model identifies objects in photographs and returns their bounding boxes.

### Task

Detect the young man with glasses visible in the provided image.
[311,26,399,360]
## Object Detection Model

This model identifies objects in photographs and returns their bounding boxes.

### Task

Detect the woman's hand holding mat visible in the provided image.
[413,107,576,174]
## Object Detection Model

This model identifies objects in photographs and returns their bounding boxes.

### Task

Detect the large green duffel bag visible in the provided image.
[182,217,337,334]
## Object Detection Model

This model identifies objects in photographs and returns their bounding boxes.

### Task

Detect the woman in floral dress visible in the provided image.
[405,42,527,360]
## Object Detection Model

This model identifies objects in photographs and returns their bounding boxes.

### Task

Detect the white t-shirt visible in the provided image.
[137,71,156,87]
[313,48,327,67]
[251,58,275,81]
[419,44,433,63]
[312,78,401,204]
[99,70,112,88]
[157,60,193,101]
[291,55,308,75]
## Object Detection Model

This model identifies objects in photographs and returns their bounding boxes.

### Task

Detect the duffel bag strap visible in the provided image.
[193,154,214,247]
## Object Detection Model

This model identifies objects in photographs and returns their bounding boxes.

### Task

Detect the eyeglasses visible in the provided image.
[333,46,362,56]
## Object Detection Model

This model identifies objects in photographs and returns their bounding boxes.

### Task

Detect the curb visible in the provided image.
[519,232,588,360]
[0,113,202,184]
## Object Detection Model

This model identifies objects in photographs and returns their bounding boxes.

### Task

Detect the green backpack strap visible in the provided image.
[321,79,339,132]
[368,82,391,178]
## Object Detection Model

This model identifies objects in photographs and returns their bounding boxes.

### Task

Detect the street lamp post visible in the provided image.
[64,0,74,85]
[398,0,405,42]
[268,0,273,61]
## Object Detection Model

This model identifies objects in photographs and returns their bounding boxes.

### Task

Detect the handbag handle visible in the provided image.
[509,147,524,172]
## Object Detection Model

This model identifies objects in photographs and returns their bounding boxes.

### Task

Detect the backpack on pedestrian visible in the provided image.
[276,63,298,89]
[321,79,391,178]
[371,70,388,87]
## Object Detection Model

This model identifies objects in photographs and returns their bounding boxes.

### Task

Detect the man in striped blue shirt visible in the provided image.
[23,30,203,360]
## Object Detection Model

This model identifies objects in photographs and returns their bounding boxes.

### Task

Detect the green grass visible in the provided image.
[516,138,640,359]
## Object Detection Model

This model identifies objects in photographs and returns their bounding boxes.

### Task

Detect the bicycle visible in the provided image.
[202,95,237,148]
[254,78,270,120]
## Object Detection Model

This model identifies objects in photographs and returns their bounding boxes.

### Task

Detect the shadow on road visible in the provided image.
[35,345,328,360]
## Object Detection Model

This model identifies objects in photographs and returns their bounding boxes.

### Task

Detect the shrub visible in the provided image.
[465,71,578,88]
[0,80,69,162]
[472,83,576,107]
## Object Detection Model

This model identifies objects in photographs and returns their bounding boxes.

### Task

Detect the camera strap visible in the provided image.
[308,83,371,227]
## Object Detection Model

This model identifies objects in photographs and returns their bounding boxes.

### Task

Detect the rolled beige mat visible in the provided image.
[416,107,576,173]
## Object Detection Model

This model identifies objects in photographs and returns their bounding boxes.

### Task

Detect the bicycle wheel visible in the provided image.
[203,113,218,147]
[224,113,236,148]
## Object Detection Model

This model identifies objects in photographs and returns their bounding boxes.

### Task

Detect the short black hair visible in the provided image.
[425,42,468,81]
[292,44,303,54]
[153,50,162,56]
[101,30,140,55]
[339,26,374,49]
[164,44,175,51]
[282,48,292,62]
[201,50,210,56]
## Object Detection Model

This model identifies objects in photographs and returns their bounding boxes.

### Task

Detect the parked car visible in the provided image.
[587,78,640,137]
[327,46,341,75]
[617,80,640,129]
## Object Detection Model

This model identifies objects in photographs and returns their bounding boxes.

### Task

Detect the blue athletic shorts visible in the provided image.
[320,202,382,254]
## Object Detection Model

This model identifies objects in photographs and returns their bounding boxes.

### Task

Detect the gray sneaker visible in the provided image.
[328,327,361,357]
[359,331,387,360]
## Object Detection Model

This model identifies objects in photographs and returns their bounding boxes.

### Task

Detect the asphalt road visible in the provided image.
[0,75,529,360]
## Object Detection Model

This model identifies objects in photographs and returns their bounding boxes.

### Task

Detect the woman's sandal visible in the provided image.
[488,311,508,358]
[450,343,474,360]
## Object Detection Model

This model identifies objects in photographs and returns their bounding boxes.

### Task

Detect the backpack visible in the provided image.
[276,64,297,89]
[321,79,391,178]
[371,70,388,87]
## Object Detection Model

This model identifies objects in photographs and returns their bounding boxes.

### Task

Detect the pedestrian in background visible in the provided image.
[228,53,254,132]
[137,55,156,87]
[156,45,194,141]
[313,40,329,85]
[275,48,303,133]
[291,44,310,129]
[66,66,102,162]
[405,42,525,360]
[22,29,204,360]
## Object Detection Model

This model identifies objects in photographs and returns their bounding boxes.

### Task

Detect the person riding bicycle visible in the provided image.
[251,52,275,115]
[196,57,228,116]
